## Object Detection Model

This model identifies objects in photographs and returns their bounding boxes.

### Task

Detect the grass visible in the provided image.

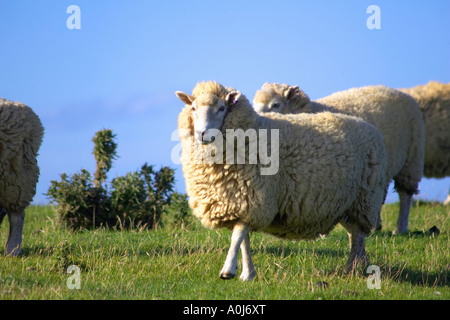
[0,202,448,300]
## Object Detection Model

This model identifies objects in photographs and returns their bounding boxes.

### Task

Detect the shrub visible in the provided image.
[46,169,113,230]
[163,192,192,228]
[110,164,175,229]
[46,129,176,230]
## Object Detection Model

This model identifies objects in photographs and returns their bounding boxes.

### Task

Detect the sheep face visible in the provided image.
[176,91,241,144]
[253,83,310,114]
[191,94,227,144]
[253,89,287,114]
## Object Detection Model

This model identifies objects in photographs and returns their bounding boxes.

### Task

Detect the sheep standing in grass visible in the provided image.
[176,81,389,280]
[0,98,43,255]
[254,83,425,233]
[399,81,450,205]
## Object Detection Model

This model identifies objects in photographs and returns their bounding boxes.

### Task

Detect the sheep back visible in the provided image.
[263,111,387,239]
[400,81,450,178]
[0,98,44,212]
[317,85,424,193]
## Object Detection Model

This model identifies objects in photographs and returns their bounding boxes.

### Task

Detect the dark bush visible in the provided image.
[46,129,176,230]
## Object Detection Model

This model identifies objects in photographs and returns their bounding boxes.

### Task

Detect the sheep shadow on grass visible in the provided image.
[253,244,347,259]
[375,263,449,287]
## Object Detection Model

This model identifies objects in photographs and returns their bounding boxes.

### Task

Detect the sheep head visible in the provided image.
[253,82,311,114]
[175,90,241,144]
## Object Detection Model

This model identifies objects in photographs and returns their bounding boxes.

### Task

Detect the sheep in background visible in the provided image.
[399,81,450,205]
[176,81,389,280]
[0,98,44,256]
[254,83,425,233]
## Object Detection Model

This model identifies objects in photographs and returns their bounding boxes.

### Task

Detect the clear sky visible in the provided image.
[1,0,449,204]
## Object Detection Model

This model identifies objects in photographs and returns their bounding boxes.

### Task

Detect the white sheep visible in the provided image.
[399,81,450,205]
[0,98,44,256]
[254,83,425,233]
[176,81,389,280]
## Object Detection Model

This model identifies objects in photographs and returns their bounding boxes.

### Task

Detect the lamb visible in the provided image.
[0,98,44,256]
[399,81,450,205]
[254,83,425,233]
[175,81,389,281]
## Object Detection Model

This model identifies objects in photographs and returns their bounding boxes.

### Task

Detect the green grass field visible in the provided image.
[0,202,448,300]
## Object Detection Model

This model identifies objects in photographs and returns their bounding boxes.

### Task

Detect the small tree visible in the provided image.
[46,129,176,230]
[92,129,118,188]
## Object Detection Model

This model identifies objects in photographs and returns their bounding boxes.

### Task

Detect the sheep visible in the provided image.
[254,83,425,233]
[399,81,450,205]
[0,98,44,256]
[175,81,389,281]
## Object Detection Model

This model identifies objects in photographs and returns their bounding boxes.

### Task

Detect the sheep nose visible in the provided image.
[196,130,206,139]
[196,130,215,144]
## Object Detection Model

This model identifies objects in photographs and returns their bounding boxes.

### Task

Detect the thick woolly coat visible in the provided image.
[178,82,388,240]
[0,98,43,212]
[254,84,425,195]
[400,81,450,178]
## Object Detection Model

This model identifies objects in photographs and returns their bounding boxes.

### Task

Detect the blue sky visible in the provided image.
[1,0,449,204]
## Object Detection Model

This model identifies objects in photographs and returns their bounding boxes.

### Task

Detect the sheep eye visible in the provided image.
[191,106,195,111]
[218,106,225,112]
[272,103,280,109]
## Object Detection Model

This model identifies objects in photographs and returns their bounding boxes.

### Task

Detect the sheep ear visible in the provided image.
[285,86,300,100]
[175,91,195,106]
[225,91,242,107]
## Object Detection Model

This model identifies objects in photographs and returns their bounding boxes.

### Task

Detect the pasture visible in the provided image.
[0,202,448,300]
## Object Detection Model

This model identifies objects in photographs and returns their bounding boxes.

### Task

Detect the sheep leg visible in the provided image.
[239,232,256,281]
[394,190,412,234]
[5,209,25,256]
[220,223,249,280]
[375,187,389,231]
[444,193,450,206]
[375,212,382,231]
[0,207,6,226]
[343,223,369,272]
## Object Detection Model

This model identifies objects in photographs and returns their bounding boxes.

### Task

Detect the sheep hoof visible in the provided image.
[219,272,236,280]
[344,254,370,274]
[392,227,408,235]
[239,272,256,282]
[5,247,22,257]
